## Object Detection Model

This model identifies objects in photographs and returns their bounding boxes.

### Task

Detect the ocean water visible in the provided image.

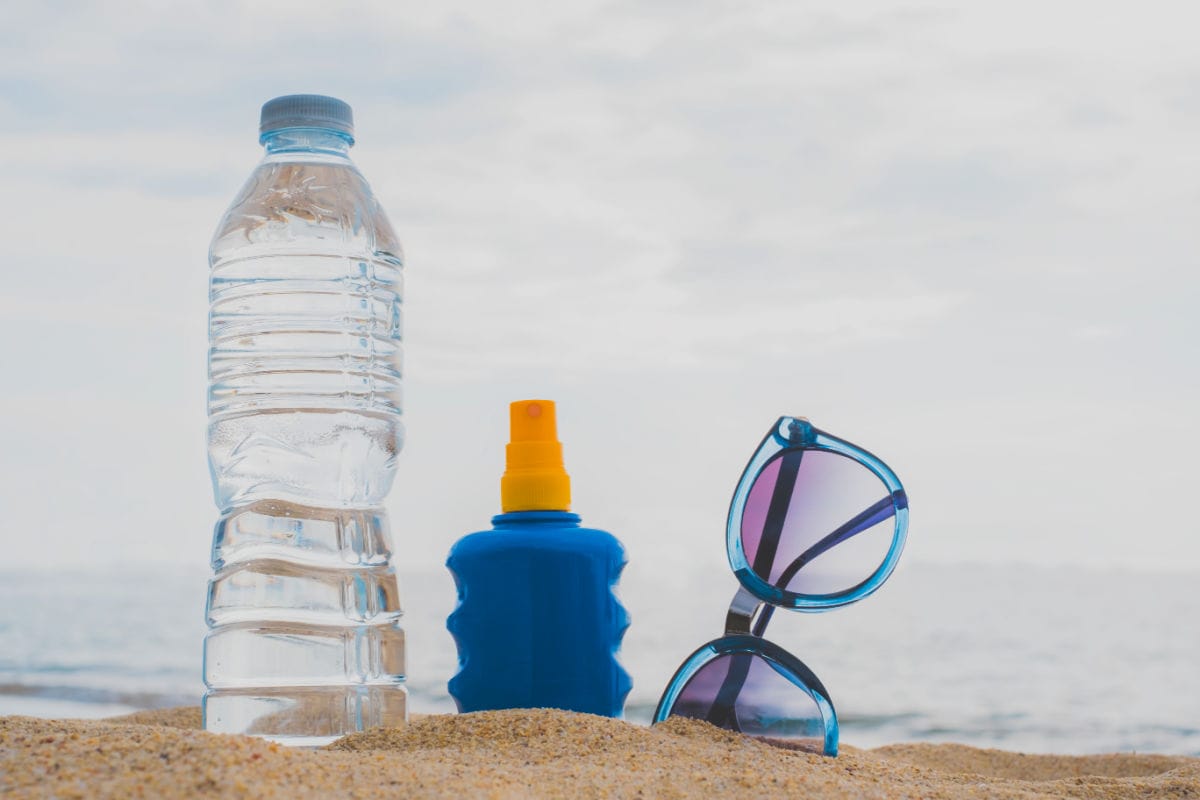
[1,562,1197,756]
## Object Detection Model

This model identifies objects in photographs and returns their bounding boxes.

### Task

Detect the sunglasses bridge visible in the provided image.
[725,585,772,637]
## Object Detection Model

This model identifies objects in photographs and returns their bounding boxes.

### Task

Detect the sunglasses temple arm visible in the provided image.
[772,494,901,591]
[751,493,901,637]
[751,603,776,638]
[751,449,805,579]
[704,652,754,731]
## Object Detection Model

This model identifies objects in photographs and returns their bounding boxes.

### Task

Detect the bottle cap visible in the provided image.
[500,400,572,513]
[259,94,354,142]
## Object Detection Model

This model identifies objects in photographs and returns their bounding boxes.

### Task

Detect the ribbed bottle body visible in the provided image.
[203,135,406,745]
[446,512,632,717]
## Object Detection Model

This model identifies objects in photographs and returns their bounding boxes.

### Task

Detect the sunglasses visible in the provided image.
[653,417,909,757]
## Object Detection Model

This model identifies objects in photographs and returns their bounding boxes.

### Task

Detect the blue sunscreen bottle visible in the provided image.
[446,399,632,716]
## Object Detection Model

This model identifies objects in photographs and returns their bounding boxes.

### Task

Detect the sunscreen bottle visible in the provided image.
[446,400,632,716]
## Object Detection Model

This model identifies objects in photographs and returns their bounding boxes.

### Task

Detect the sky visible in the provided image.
[0,0,1197,576]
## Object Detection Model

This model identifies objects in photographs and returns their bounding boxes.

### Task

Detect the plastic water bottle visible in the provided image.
[203,95,406,745]
[447,400,632,716]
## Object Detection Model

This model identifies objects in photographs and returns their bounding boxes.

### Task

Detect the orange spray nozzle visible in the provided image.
[501,399,571,512]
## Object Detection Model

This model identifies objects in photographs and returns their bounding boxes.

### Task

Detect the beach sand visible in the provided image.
[2,707,1198,799]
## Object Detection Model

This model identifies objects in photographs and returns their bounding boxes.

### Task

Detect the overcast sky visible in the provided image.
[1,1,1197,575]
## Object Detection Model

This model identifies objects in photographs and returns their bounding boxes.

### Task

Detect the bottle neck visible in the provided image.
[492,510,581,529]
[260,128,354,159]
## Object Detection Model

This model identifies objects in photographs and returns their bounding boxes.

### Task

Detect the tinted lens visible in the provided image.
[740,449,896,596]
[668,652,826,744]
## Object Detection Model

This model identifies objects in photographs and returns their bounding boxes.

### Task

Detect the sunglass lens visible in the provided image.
[666,652,827,745]
[740,449,896,596]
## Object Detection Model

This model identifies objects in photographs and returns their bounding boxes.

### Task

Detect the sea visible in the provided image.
[1,561,1197,756]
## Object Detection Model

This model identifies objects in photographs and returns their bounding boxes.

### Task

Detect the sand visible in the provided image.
[2,708,1198,799]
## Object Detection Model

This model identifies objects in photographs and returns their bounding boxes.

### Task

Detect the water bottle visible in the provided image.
[447,400,632,716]
[202,95,406,745]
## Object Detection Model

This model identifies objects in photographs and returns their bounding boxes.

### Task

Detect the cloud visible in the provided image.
[0,1,1198,570]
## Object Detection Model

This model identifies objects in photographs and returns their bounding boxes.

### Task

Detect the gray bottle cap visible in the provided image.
[259,94,354,142]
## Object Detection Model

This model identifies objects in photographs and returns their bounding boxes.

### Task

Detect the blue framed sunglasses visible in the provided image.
[653,417,909,756]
